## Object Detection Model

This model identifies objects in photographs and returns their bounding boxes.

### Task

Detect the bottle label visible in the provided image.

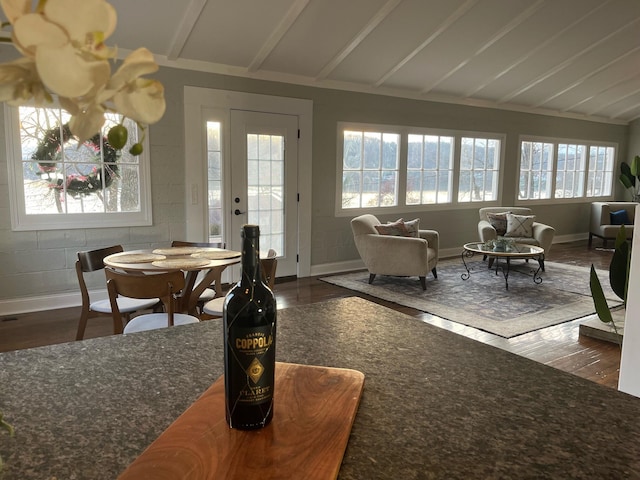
[229,326,275,405]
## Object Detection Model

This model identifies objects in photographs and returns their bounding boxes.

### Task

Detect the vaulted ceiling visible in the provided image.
[110,0,640,124]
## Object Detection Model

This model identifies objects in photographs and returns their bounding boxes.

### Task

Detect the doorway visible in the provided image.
[184,87,313,279]
[229,110,298,276]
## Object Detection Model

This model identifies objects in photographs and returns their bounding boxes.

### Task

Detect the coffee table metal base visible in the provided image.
[461,249,543,290]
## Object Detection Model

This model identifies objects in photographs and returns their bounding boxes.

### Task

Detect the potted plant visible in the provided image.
[619,156,640,202]
[589,225,631,341]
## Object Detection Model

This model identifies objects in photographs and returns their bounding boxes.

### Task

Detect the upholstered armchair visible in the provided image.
[350,214,438,290]
[589,202,636,248]
[478,207,555,268]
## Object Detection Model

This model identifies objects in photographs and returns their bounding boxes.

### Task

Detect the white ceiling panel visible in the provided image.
[72,0,640,124]
[260,0,389,77]
[325,0,469,84]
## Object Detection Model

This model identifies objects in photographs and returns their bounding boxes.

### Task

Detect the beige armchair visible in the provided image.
[478,207,555,269]
[589,202,635,248]
[350,214,438,290]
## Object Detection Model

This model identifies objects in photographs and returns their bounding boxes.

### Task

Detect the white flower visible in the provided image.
[0,0,165,150]
[105,48,166,125]
[0,57,50,104]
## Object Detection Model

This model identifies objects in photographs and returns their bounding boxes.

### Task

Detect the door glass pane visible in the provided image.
[206,122,223,243]
[246,133,284,256]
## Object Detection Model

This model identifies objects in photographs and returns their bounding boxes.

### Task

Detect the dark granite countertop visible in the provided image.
[1,297,639,479]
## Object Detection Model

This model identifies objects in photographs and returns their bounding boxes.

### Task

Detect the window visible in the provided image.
[519,141,554,199]
[341,129,400,209]
[556,143,586,198]
[518,137,616,201]
[5,105,152,230]
[338,123,504,213]
[587,145,615,197]
[406,134,453,205]
[206,121,223,242]
[458,137,500,202]
[246,131,285,255]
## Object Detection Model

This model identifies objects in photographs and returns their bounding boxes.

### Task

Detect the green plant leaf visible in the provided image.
[631,155,640,178]
[590,265,614,324]
[610,226,630,302]
[621,161,636,186]
[620,174,634,189]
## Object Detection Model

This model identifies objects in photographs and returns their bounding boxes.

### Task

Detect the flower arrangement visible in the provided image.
[0,0,166,154]
[0,0,165,470]
[483,237,514,252]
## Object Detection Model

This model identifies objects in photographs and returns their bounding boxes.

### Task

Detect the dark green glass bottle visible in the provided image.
[223,225,277,429]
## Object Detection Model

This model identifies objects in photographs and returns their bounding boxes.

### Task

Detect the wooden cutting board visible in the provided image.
[118,362,365,480]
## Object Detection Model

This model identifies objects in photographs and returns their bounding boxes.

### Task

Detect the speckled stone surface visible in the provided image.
[1,297,639,479]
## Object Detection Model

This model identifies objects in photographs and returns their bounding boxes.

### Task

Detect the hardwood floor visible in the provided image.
[0,240,621,389]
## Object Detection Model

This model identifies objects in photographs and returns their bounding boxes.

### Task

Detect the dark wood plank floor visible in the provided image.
[0,240,621,389]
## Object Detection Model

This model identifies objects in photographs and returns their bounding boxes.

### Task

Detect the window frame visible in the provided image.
[516,135,617,204]
[335,122,505,216]
[4,104,153,231]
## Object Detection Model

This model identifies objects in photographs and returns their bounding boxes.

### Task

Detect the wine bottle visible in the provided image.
[223,224,277,430]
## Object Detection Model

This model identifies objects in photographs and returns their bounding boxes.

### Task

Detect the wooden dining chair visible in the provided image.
[170,240,226,311]
[201,249,278,318]
[105,268,200,334]
[75,245,159,340]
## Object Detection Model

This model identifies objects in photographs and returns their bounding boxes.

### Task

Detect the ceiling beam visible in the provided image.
[373,0,478,88]
[563,70,640,113]
[535,45,640,109]
[498,10,640,104]
[464,0,611,99]
[421,0,545,94]
[316,0,402,81]
[166,0,208,60]
[247,0,311,73]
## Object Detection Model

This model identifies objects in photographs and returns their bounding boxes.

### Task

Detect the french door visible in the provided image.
[228,110,299,277]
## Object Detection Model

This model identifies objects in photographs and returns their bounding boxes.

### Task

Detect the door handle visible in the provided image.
[234,209,246,216]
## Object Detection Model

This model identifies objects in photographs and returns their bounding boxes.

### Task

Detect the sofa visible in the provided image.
[350,214,438,290]
[478,207,555,269]
[589,202,636,248]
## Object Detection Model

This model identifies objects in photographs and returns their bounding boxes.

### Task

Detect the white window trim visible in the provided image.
[4,105,153,231]
[516,134,618,205]
[335,122,506,216]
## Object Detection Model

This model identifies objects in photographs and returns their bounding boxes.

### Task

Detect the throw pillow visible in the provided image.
[505,213,535,238]
[486,212,510,236]
[403,218,420,237]
[610,209,630,225]
[374,219,410,237]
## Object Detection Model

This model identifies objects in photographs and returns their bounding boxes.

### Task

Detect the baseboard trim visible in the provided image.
[0,289,108,317]
[0,233,591,316]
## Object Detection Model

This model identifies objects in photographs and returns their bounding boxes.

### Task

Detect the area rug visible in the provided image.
[320,260,621,338]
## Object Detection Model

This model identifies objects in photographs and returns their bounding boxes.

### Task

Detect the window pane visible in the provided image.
[343,131,362,170]
[555,144,585,198]
[206,121,223,243]
[518,141,553,200]
[341,129,398,208]
[586,145,615,197]
[363,132,381,169]
[406,134,454,205]
[342,171,362,208]
[246,132,285,254]
[18,107,141,216]
[458,136,501,203]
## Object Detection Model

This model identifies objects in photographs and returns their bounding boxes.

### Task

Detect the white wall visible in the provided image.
[618,207,640,397]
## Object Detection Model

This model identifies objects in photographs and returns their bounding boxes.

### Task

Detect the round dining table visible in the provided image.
[103,246,241,316]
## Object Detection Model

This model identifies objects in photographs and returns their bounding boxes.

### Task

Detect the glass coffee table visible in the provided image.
[461,242,545,290]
